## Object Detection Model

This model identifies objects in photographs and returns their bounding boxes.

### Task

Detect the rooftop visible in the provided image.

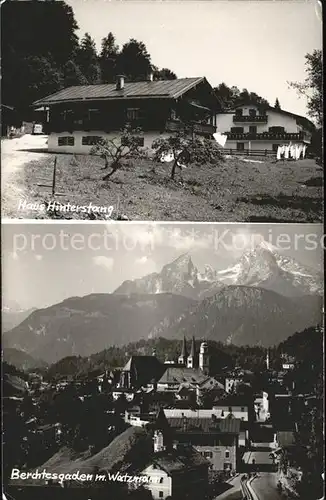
[33,77,210,106]
[158,367,210,386]
[167,416,241,434]
[277,431,296,447]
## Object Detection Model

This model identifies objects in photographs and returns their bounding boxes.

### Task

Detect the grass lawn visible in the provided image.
[14,152,323,221]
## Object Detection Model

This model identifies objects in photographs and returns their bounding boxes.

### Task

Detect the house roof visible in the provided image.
[151,445,209,474]
[277,431,296,447]
[167,417,241,434]
[33,77,208,106]
[158,367,210,386]
[121,355,164,386]
[213,395,250,407]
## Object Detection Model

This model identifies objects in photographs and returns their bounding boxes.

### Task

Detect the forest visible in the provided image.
[1,1,274,124]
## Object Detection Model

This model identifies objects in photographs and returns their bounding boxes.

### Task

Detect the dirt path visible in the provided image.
[1,134,48,218]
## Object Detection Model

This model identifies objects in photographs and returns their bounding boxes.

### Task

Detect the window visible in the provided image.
[231,127,244,133]
[126,108,141,120]
[159,492,164,498]
[64,109,73,120]
[159,478,164,484]
[82,136,102,146]
[249,126,257,134]
[88,108,100,118]
[269,126,285,133]
[121,136,144,147]
[235,109,243,117]
[272,144,279,152]
[58,136,74,146]
[236,143,244,151]
[228,407,232,413]
[204,451,213,459]
[241,407,245,412]
[225,450,230,459]
[224,463,232,470]
[249,108,257,117]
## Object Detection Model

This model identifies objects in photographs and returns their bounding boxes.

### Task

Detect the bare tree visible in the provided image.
[91,126,147,180]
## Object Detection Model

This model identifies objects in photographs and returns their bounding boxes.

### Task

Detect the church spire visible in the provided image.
[178,336,188,365]
[187,336,197,368]
[266,348,270,370]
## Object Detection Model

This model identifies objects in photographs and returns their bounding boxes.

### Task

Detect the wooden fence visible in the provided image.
[222,148,276,157]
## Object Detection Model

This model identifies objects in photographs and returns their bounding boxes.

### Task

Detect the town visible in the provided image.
[3,326,323,500]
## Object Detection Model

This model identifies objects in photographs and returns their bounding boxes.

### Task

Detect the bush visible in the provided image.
[152,130,223,179]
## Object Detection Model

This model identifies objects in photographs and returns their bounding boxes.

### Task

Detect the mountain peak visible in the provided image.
[256,239,278,253]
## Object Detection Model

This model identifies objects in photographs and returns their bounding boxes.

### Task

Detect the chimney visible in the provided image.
[148,71,154,82]
[116,75,125,90]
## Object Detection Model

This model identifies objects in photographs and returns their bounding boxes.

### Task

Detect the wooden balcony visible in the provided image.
[165,120,216,137]
[226,131,309,141]
[233,115,268,123]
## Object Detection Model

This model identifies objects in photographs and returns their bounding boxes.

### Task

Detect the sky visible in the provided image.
[66,0,322,119]
[2,222,323,310]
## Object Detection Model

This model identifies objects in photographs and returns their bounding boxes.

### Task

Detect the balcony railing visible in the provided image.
[226,131,309,141]
[233,115,268,123]
[165,120,216,137]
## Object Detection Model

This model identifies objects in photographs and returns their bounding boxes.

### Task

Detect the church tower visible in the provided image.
[187,336,197,368]
[199,341,210,375]
[178,336,188,365]
[266,349,270,370]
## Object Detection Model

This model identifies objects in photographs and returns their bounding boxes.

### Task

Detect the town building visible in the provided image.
[163,408,249,447]
[158,339,218,398]
[281,354,296,371]
[222,369,254,394]
[166,415,241,473]
[33,75,220,154]
[254,391,270,421]
[215,102,314,154]
[140,409,209,500]
[212,396,252,422]
[115,355,165,390]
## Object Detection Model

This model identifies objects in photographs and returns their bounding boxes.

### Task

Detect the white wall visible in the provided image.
[266,110,298,132]
[48,130,170,154]
[164,407,249,421]
[215,106,308,152]
[196,445,237,471]
[215,113,234,134]
[216,107,299,134]
[142,465,172,500]
[124,413,150,427]
[223,140,301,152]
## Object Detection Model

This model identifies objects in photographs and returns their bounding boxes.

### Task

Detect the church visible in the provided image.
[157,337,224,395]
[177,336,210,374]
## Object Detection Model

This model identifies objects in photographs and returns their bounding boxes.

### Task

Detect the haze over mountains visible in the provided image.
[3,242,323,364]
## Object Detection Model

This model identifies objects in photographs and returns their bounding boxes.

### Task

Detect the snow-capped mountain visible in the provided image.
[114,253,224,299]
[216,241,323,297]
[115,243,322,299]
